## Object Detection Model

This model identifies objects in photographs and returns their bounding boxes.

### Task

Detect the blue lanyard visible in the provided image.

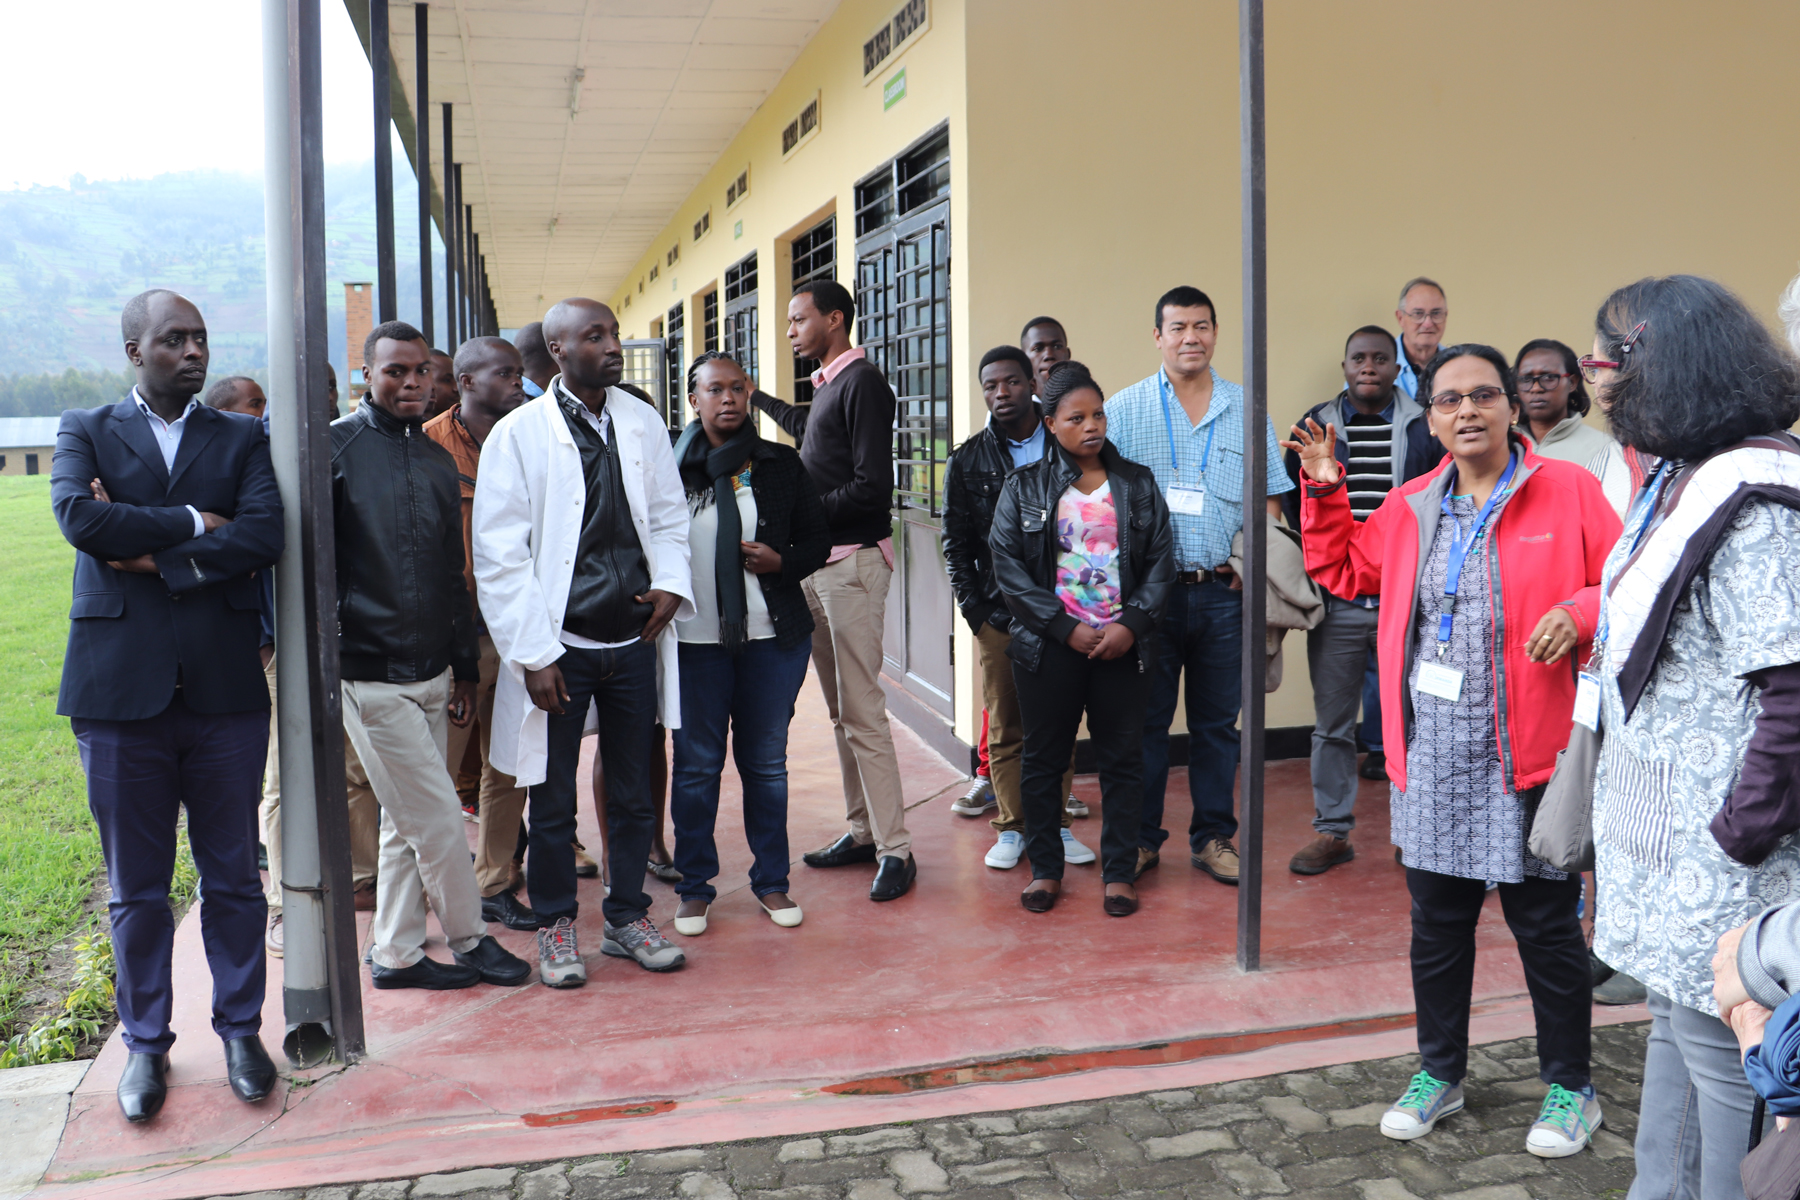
[1595,461,1673,649]
[1158,371,1217,483]
[1436,455,1519,655]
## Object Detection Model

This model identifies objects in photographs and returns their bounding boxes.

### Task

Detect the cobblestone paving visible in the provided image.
[210,1022,1648,1200]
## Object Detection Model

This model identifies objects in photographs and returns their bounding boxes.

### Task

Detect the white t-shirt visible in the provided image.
[677,479,776,644]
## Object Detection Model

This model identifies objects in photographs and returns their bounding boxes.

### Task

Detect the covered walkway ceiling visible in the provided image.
[358,0,840,327]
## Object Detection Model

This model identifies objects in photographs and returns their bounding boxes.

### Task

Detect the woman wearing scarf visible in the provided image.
[1583,276,1800,1200]
[668,352,830,937]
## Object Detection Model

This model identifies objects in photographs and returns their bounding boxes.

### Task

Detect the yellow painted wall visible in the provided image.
[0,447,52,477]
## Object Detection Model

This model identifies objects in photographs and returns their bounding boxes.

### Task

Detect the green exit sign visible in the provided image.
[883,68,906,110]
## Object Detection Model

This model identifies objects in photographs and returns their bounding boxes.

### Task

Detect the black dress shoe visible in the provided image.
[804,832,878,869]
[481,889,543,931]
[454,935,532,986]
[370,955,481,990]
[224,1035,278,1103]
[1359,750,1387,781]
[117,1051,168,1123]
[1021,885,1058,913]
[1103,892,1139,917]
[869,854,916,901]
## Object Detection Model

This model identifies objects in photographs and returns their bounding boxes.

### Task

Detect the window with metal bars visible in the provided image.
[664,303,686,431]
[702,289,719,352]
[790,215,836,406]
[723,252,759,383]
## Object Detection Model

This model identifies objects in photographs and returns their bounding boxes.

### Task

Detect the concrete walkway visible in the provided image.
[2,1061,89,1200]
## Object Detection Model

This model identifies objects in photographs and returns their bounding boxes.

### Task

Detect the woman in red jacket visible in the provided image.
[1285,343,1622,1156]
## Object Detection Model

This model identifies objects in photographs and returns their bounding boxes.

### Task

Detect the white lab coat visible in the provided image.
[472,382,694,787]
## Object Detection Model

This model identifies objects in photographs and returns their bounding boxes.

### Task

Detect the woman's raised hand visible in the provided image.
[1279,418,1341,486]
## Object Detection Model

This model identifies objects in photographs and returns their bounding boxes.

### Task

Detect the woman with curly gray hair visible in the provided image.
[1585,274,1800,1200]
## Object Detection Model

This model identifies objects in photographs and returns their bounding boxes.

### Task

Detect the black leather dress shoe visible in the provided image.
[804,832,878,869]
[869,854,917,901]
[117,1051,168,1123]
[224,1035,278,1103]
[453,935,531,986]
[481,889,543,931]
[370,955,481,990]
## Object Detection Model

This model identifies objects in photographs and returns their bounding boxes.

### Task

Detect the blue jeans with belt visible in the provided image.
[670,637,813,904]
[1140,578,1243,853]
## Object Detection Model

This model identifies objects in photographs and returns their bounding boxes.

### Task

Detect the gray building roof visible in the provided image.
[0,418,59,449]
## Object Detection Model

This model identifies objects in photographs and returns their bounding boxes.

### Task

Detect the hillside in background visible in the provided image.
[0,163,443,406]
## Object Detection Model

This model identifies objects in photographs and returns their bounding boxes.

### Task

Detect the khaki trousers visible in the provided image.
[342,670,487,969]
[261,652,380,911]
[802,547,910,858]
[445,635,528,898]
[975,623,1073,833]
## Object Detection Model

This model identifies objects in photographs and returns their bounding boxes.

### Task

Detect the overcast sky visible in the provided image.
[5,1,392,189]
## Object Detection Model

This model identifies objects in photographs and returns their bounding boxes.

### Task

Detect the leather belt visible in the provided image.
[1175,570,1218,585]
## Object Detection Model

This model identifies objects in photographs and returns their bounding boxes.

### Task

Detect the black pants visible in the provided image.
[1407,866,1591,1090]
[1014,637,1149,884]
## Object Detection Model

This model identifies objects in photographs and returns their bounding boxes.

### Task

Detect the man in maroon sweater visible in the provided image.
[752,280,915,901]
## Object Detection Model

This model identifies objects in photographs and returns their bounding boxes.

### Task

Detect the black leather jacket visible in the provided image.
[330,401,478,684]
[988,439,1175,673]
[941,416,1037,634]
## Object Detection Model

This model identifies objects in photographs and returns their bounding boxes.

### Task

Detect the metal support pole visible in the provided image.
[1236,0,1268,974]
[414,3,432,345]
[372,0,396,322]
[463,199,476,338]
[442,105,457,346]
[262,0,366,1065]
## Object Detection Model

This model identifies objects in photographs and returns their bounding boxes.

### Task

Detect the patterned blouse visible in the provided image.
[1392,492,1566,883]
[1055,481,1123,628]
[1593,500,1800,1013]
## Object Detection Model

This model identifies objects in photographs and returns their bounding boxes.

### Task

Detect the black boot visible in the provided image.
[224,1035,278,1103]
[117,1052,168,1123]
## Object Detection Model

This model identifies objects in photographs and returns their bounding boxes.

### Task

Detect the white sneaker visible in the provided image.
[1526,1084,1602,1158]
[1065,793,1090,818]
[1380,1071,1463,1140]
[1061,828,1097,864]
[985,830,1025,869]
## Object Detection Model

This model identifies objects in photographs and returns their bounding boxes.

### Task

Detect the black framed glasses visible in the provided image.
[1518,371,1573,392]
[1428,385,1508,413]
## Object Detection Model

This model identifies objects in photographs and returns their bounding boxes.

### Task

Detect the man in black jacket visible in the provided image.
[332,320,527,990]
[1279,325,1440,876]
[52,290,284,1122]
[751,280,915,901]
[942,346,1089,871]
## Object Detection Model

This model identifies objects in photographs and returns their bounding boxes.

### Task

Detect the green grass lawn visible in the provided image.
[0,476,101,1037]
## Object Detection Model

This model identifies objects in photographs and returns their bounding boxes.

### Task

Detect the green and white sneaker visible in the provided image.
[1526,1084,1602,1157]
[1380,1071,1464,1140]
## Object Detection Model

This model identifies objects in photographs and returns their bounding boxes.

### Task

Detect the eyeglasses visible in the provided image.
[1428,386,1507,413]
[1401,308,1447,324]
[1577,320,1647,383]
[1518,371,1573,392]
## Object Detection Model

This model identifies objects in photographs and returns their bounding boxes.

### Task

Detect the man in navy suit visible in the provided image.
[51,290,285,1123]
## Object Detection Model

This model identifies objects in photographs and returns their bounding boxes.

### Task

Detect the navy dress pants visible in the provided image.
[73,695,269,1055]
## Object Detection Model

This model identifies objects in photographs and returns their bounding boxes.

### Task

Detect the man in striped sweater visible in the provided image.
[1280,326,1440,875]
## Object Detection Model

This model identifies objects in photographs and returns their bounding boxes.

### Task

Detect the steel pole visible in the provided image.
[372,0,396,322]
[262,0,365,1064]
[442,105,457,346]
[1236,0,1268,974]
[414,3,432,345]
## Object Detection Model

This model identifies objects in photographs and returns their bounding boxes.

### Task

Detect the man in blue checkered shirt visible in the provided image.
[1103,286,1294,886]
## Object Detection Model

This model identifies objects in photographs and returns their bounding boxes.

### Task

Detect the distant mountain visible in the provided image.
[0,163,445,383]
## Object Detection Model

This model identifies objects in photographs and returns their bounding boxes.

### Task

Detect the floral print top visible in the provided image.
[1055,480,1123,628]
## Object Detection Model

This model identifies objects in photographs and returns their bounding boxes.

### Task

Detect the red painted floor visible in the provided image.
[39,670,1632,1200]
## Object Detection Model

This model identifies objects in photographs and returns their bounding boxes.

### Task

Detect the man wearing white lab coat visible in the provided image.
[473,298,694,986]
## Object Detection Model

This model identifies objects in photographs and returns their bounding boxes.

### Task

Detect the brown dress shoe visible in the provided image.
[352,880,377,911]
[573,843,600,879]
[1288,834,1355,876]
[1191,838,1241,885]
[1134,848,1160,880]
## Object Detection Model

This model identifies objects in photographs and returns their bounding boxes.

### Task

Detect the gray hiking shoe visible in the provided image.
[537,917,586,988]
[602,917,686,972]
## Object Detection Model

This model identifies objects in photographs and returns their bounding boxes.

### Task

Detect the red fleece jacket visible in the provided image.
[1300,446,1622,793]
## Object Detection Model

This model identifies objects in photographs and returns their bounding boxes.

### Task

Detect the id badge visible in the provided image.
[1416,660,1465,702]
[1573,672,1601,732]
[1166,483,1207,518]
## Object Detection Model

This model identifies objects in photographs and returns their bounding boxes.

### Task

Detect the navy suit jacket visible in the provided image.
[52,397,285,721]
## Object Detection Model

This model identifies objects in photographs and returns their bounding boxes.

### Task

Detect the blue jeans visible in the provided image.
[1359,645,1384,753]
[1141,579,1242,853]
[1629,988,1763,1200]
[670,637,812,904]
[528,640,657,927]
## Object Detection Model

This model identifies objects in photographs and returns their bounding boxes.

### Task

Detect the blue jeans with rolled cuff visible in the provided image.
[1141,578,1243,854]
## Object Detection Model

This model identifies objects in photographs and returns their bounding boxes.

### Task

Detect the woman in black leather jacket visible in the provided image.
[989,361,1175,915]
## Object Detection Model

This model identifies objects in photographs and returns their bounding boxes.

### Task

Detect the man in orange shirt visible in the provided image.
[423,336,537,929]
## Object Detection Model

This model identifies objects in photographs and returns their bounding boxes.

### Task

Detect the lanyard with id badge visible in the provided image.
[1577,462,1673,731]
[1158,373,1216,520]
[1416,458,1519,704]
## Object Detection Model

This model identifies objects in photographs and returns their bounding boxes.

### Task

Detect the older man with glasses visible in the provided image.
[1394,278,1449,399]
